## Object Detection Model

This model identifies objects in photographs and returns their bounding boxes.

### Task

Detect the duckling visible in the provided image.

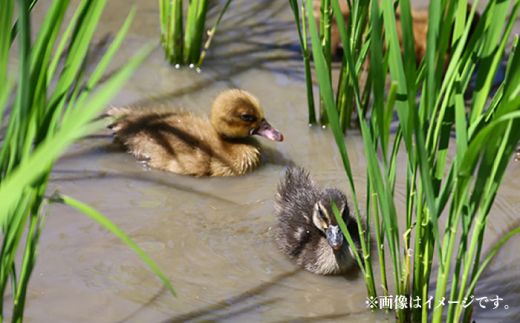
[274,167,362,275]
[108,89,283,177]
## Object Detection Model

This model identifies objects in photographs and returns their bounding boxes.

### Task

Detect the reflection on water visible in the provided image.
[8,0,520,322]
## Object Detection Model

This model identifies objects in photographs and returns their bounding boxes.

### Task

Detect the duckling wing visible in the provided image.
[108,107,219,176]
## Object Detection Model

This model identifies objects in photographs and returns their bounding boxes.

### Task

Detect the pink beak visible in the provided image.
[253,120,283,142]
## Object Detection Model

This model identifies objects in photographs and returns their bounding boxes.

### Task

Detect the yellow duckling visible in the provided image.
[108,89,283,177]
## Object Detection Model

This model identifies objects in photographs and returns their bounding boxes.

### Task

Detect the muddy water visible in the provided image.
[6,0,520,322]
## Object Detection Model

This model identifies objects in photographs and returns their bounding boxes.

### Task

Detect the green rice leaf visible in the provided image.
[306,0,376,298]
[74,7,137,109]
[470,0,515,123]
[0,0,14,83]
[0,44,154,223]
[464,226,520,303]
[48,0,108,108]
[331,201,366,276]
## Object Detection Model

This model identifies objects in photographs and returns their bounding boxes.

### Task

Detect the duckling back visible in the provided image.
[275,167,320,221]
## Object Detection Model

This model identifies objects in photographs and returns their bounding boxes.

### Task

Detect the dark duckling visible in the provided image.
[274,167,362,275]
[108,89,283,177]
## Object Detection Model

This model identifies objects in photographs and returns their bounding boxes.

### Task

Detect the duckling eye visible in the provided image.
[240,114,256,122]
[318,208,326,220]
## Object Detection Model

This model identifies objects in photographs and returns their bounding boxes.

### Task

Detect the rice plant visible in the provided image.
[0,0,175,320]
[160,0,233,67]
[300,0,520,321]
[290,0,371,129]
[289,0,316,125]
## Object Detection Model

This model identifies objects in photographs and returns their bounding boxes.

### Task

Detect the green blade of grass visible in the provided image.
[462,226,520,314]
[288,0,316,124]
[0,0,14,82]
[73,7,137,110]
[461,108,520,177]
[31,0,71,73]
[13,188,48,319]
[1,0,159,319]
[8,0,37,45]
[172,0,183,63]
[320,0,332,78]
[190,0,209,63]
[331,202,366,277]
[456,118,519,320]
[469,0,513,123]
[369,0,386,159]
[380,0,414,163]
[183,0,198,62]
[47,0,85,83]
[29,0,72,136]
[42,0,110,137]
[0,79,14,134]
[331,0,362,109]
[0,44,154,223]
[159,0,168,46]
[197,0,233,67]
[397,0,417,101]
[47,0,109,111]
[13,0,32,167]
[306,0,376,298]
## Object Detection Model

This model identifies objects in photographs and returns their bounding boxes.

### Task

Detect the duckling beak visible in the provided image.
[252,120,283,142]
[326,225,344,251]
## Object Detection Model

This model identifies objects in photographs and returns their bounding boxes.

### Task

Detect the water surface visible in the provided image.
[5,0,520,322]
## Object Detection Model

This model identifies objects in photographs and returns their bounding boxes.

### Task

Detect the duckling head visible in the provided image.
[312,188,350,251]
[210,89,283,141]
